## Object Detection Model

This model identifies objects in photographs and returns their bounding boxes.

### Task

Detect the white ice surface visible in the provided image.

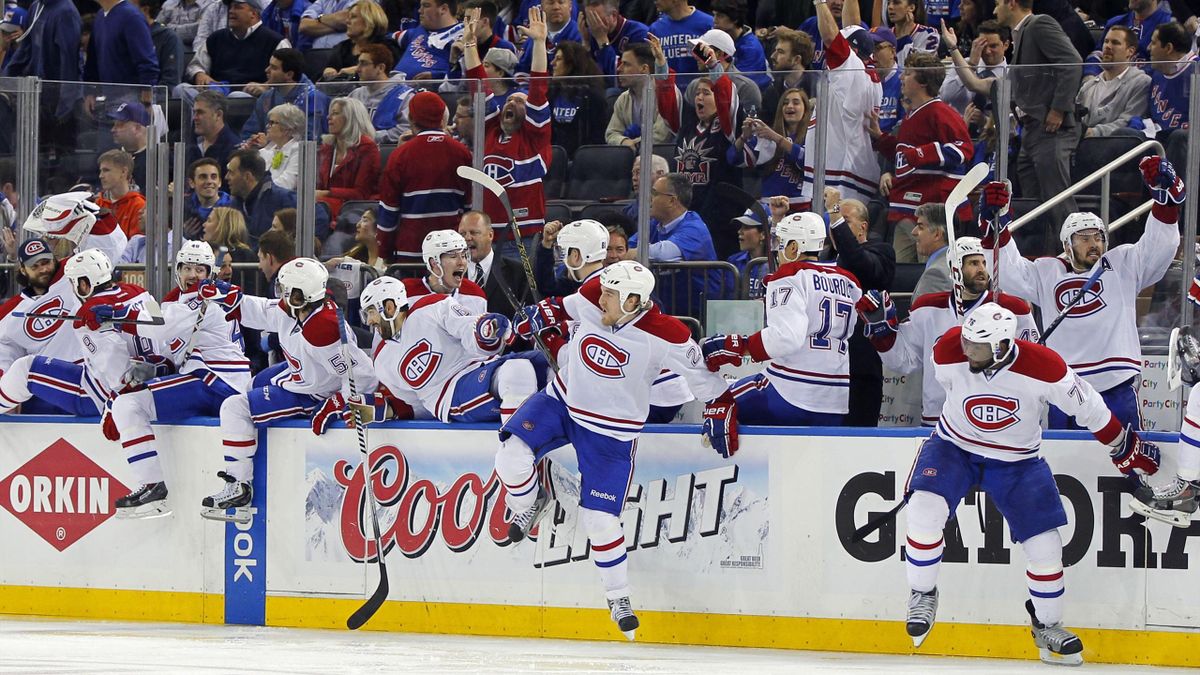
[0,617,1190,674]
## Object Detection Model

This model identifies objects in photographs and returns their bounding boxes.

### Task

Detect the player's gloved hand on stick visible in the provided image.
[513,298,568,339]
[702,391,739,458]
[342,392,391,427]
[855,291,898,339]
[101,397,120,442]
[977,180,1012,248]
[76,301,136,331]
[121,355,173,388]
[197,279,243,321]
[311,393,347,435]
[701,334,748,372]
[1139,156,1185,205]
[474,313,511,351]
[1110,425,1160,477]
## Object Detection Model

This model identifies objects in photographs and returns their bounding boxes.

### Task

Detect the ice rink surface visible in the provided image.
[0,617,1192,674]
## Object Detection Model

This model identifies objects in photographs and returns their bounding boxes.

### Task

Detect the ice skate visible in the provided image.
[1026,600,1084,666]
[607,595,639,641]
[114,482,170,519]
[1130,478,1198,528]
[906,588,938,647]
[507,487,549,544]
[200,471,252,524]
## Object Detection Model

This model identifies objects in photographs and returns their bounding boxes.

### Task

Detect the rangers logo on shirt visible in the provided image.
[24,296,67,341]
[400,339,442,389]
[579,335,630,379]
[1053,278,1106,318]
[963,394,1021,431]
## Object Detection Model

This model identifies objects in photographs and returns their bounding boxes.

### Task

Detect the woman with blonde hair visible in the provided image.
[733,87,809,213]
[321,1,403,80]
[317,97,381,222]
[201,206,258,287]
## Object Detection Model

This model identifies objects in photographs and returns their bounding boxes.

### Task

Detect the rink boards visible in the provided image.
[0,418,1196,667]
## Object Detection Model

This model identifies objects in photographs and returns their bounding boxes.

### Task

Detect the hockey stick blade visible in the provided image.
[346,563,389,630]
[16,311,166,325]
[944,163,990,232]
[456,165,542,300]
[1168,326,1183,391]
[851,500,907,542]
[457,165,506,199]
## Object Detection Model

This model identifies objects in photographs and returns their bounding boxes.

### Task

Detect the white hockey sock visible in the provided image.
[1022,529,1065,625]
[494,359,536,423]
[0,355,34,413]
[219,394,257,482]
[112,390,163,484]
[581,508,630,599]
[495,434,538,512]
[905,490,949,594]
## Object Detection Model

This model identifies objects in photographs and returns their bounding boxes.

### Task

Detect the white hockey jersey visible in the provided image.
[932,326,1122,461]
[548,277,728,440]
[995,211,1178,392]
[384,293,503,421]
[239,296,377,398]
[0,266,83,374]
[878,290,1038,425]
[402,276,488,315]
[133,286,252,392]
[746,260,863,414]
[74,283,160,403]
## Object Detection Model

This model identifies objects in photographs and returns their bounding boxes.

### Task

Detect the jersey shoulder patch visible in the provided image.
[910,291,953,312]
[1008,340,1068,383]
[634,306,693,345]
[301,306,341,348]
[932,326,967,365]
[995,292,1032,315]
[458,279,487,299]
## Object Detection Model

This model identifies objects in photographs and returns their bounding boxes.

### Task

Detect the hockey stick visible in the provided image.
[457,166,542,301]
[179,298,209,364]
[17,297,166,325]
[488,259,561,374]
[1038,257,1109,345]
[334,305,389,630]
[944,164,991,313]
[715,183,776,273]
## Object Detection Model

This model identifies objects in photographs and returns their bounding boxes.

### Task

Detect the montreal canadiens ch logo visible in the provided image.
[579,335,629,379]
[24,296,66,341]
[963,395,1021,432]
[483,155,516,187]
[1053,277,1106,318]
[400,339,442,388]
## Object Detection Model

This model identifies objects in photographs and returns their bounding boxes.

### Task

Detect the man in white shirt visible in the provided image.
[1078,25,1151,138]
[459,210,529,315]
[940,19,1009,114]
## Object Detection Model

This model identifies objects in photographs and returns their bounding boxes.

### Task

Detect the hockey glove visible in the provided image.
[1140,156,1185,205]
[101,397,120,442]
[977,180,1012,248]
[855,291,898,340]
[197,279,243,322]
[1110,426,1161,477]
[120,355,174,388]
[342,392,391,427]
[702,391,739,459]
[311,393,346,436]
[513,298,568,340]
[474,313,512,351]
[76,301,133,331]
[701,334,748,372]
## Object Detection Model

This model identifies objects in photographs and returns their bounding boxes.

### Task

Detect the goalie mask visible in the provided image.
[64,248,114,299]
[961,302,1017,373]
[24,192,101,245]
[275,257,329,311]
[360,276,409,340]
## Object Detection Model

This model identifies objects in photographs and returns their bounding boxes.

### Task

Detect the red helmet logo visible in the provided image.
[1053,278,1105,318]
[24,296,66,341]
[963,395,1021,431]
[579,335,630,379]
[400,339,442,389]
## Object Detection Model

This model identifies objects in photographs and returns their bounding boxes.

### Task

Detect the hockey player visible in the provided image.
[859,237,1038,426]
[701,212,862,425]
[981,156,1183,430]
[0,239,81,395]
[904,303,1161,665]
[105,241,252,518]
[196,258,377,523]
[402,230,488,315]
[0,248,160,417]
[22,191,129,264]
[495,261,738,640]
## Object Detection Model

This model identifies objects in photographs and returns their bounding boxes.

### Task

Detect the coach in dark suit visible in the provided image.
[459,210,531,316]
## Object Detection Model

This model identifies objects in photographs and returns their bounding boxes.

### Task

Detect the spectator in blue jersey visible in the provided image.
[446,0,516,83]
[299,0,355,48]
[349,43,416,144]
[392,0,462,80]
[626,172,720,318]
[261,0,312,50]
[321,1,403,80]
[0,7,29,73]
[924,0,959,29]
[648,0,713,87]
[870,27,902,133]
[733,87,806,212]
[515,0,581,75]
[548,41,607,154]
[182,157,236,240]
[760,28,813,126]
[1083,0,1173,77]
[725,209,768,299]
[622,152,669,222]
[1143,22,1195,173]
[240,48,329,141]
[711,0,770,90]
[182,0,289,100]
[604,42,674,149]
[158,0,212,46]
[85,0,160,108]
[580,0,648,78]
[2,0,80,88]
[136,0,185,89]
[799,0,861,68]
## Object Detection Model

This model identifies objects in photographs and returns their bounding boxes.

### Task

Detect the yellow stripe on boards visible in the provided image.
[0,586,224,624]
[265,596,1200,668]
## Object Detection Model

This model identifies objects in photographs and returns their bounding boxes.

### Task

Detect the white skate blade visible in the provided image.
[621,629,636,641]
[200,506,251,524]
[910,628,932,648]
[116,502,171,520]
[1129,499,1194,528]
[1038,647,1083,667]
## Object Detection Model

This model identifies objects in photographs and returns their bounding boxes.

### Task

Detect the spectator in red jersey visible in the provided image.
[464,5,552,258]
[316,97,381,228]
[375,91,472,263]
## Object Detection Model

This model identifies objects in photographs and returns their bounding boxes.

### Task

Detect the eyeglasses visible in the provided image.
[357,59,374,66]
[265,120,281,127]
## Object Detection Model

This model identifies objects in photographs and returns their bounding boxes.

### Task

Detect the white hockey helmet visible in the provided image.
[962,302,1017,365]
[600,260,655,319]
[774,212,826,261]
[359,275,409,328]
[422,229,468,273]
[557,219,609,272]
[23,192,101,245]
[64,248,114,299]
[1060,212,1106,250]
[954,236,984,263]
[275,257,329,310]
[175,240,216,287]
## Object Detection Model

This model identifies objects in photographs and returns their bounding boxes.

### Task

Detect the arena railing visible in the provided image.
[649,260,739,324]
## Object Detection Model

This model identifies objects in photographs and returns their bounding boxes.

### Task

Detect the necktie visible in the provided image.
[474,263,485,286]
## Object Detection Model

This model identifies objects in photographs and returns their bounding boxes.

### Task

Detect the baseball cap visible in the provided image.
[229,0,265,12]
[18,238,54,266]
[842,25,876,60]
[689,29,737,60]
[869,26,898,49]
[107,100,151,126]
[0,5,28,33]
[483,48,518,76]
[733,208,764,229]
